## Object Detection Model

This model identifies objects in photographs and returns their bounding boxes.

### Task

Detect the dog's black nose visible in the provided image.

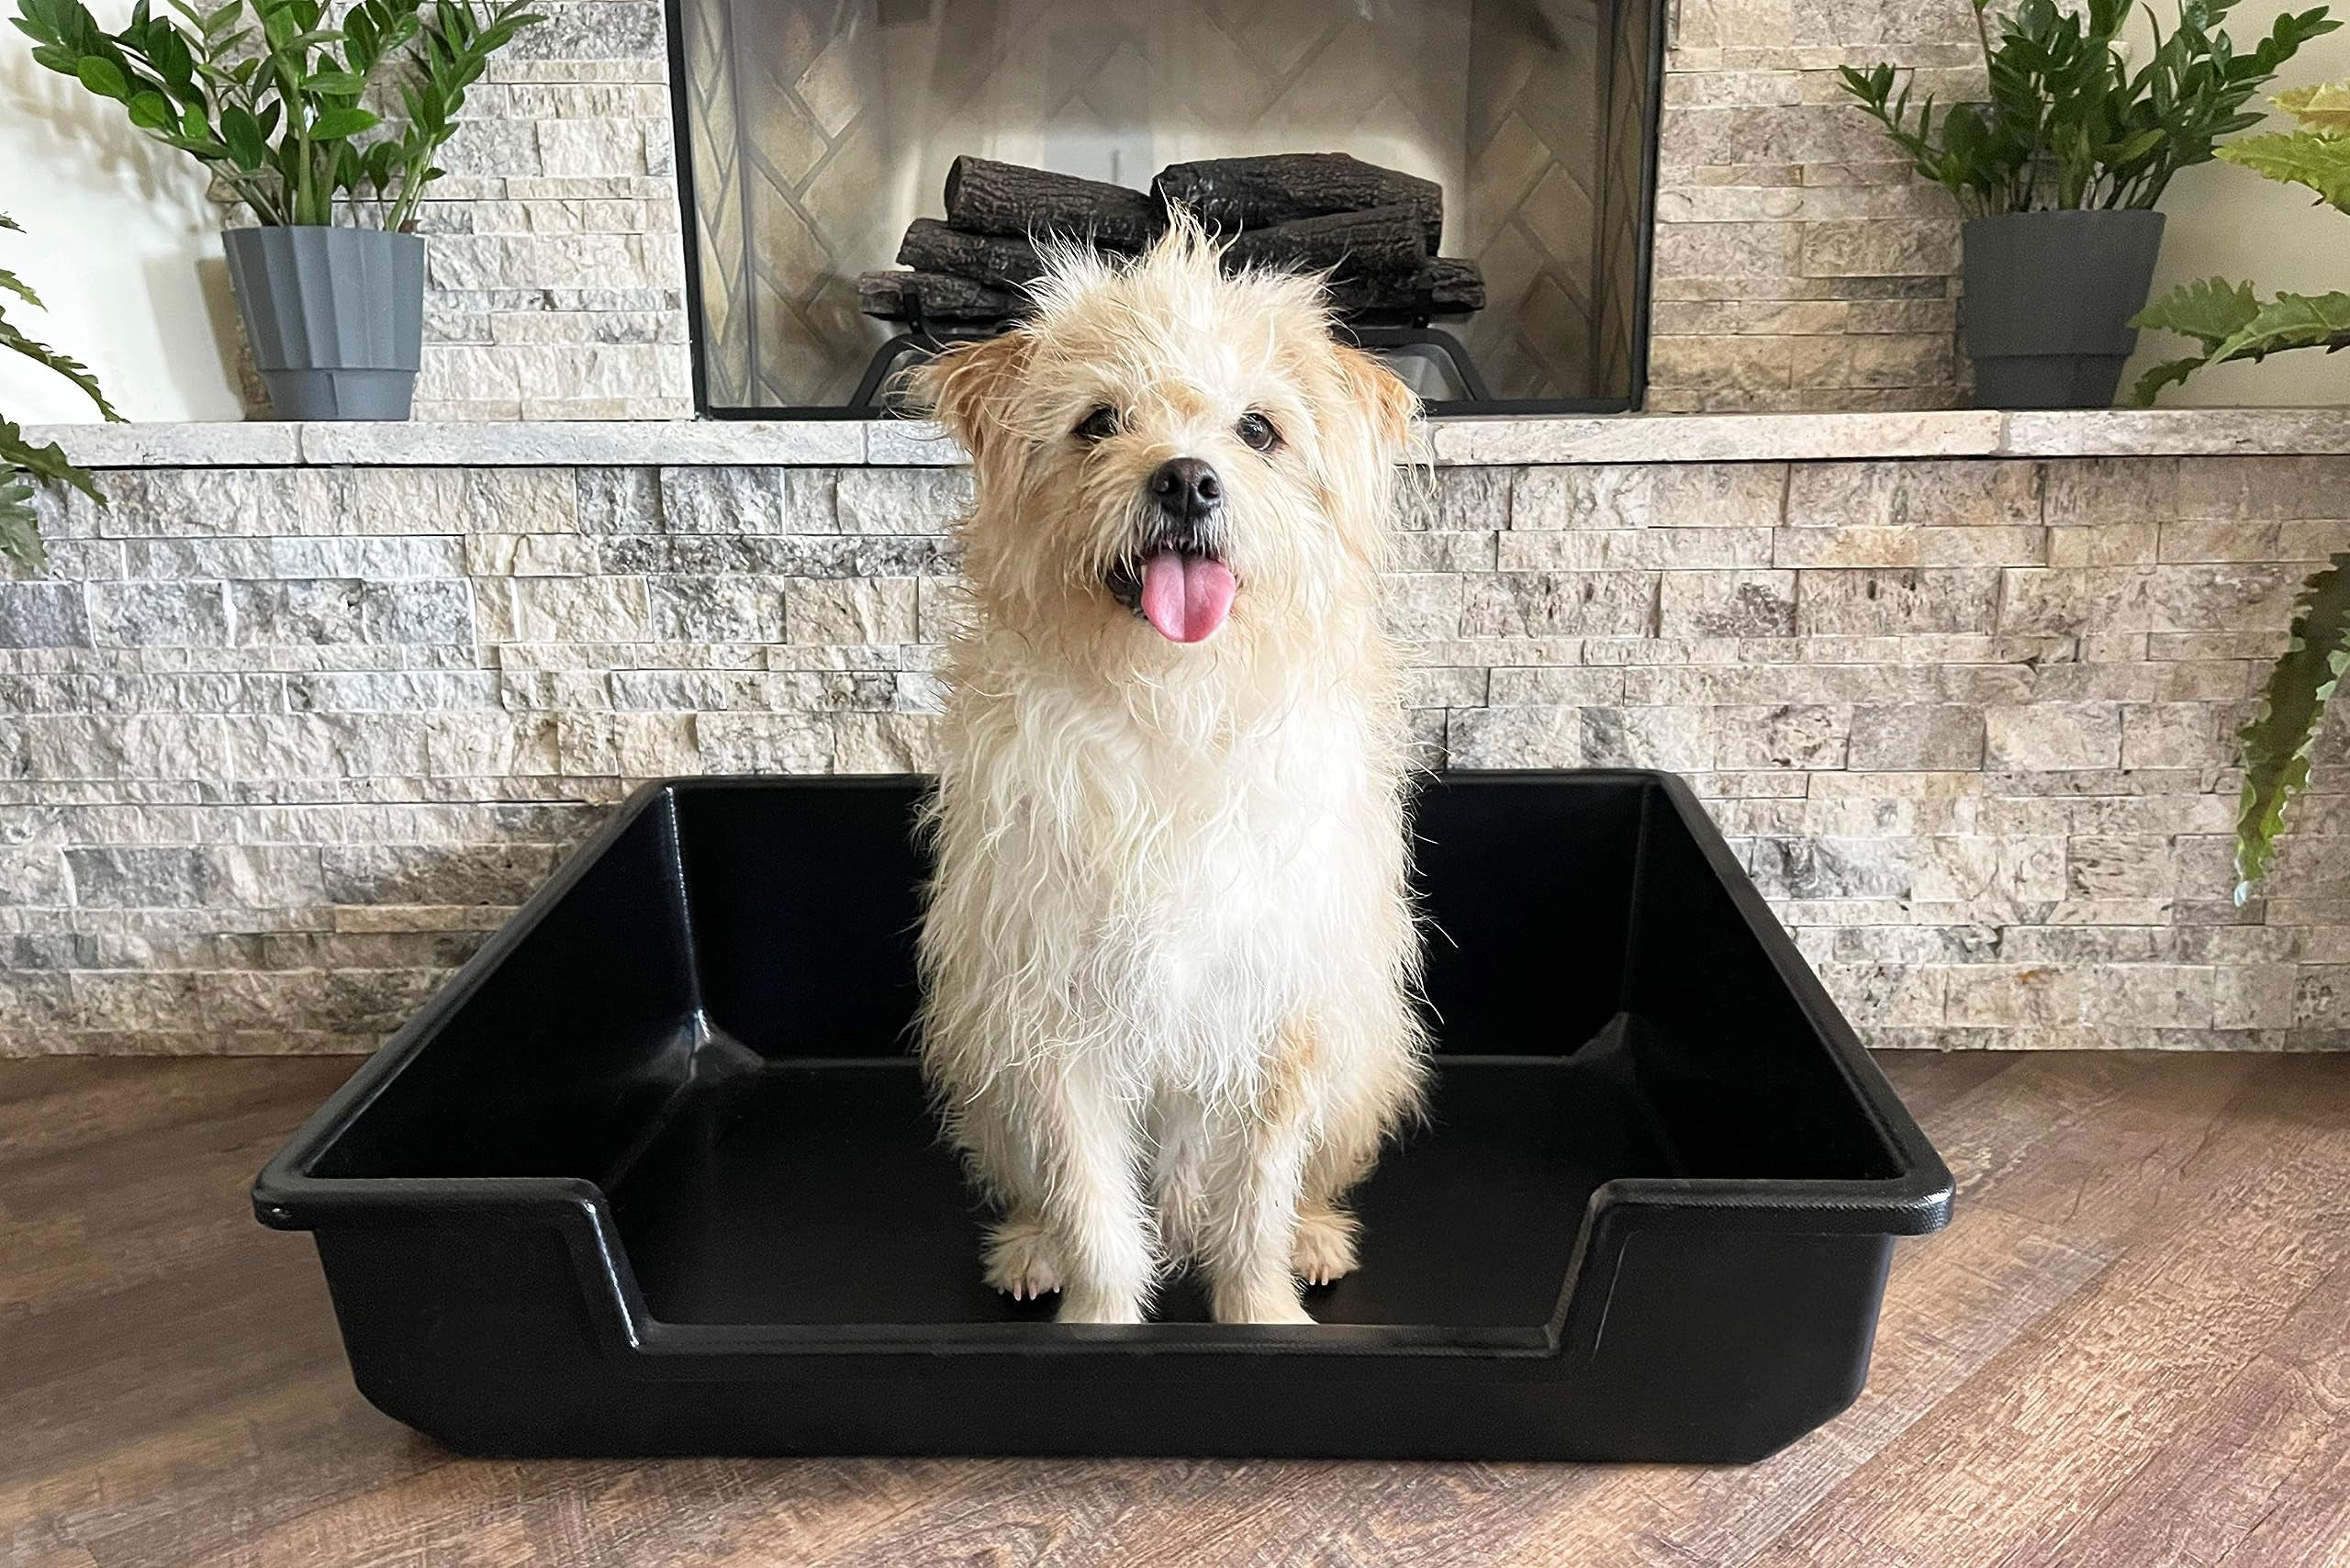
[1149,457,1223,519]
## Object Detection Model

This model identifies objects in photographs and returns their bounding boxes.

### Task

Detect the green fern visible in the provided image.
[2236,553,2350,900]
[2133,284,2350,402]
[0,215,114,575]
[2122,78,2350,895]
[0,316,118,421]
[2133,78,2350,404]
[0,479,46,573]
[2133,276,2260,351]
[2217,124,2350,208]
[2275,80,2350,129]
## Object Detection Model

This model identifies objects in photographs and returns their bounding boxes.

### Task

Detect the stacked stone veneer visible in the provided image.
[6,434,2349,1054]
[407,0,694,419]
[1648,0,1983,412]
[408,0,1982,416]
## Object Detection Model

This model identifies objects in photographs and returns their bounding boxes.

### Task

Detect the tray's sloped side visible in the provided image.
[255,783,705,1216]
[1411,773,1645,1057]
[1517,772,1954,1460]
[1621,778,1953,1225]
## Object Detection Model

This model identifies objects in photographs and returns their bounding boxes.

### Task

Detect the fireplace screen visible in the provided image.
[670,0,1662,415]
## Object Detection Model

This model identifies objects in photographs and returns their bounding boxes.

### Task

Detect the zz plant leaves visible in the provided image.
[12,0,543,229]
[1838,0,2335,218]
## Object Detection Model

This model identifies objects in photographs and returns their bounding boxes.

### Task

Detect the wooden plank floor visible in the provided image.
[3,1051,2346,1568]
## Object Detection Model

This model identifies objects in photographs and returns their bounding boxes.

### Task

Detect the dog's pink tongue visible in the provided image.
[1138,551,1236,644]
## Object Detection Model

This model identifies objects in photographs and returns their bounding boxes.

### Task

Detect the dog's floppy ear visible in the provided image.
[1329,342,1420,462]
[912,331,1030,463]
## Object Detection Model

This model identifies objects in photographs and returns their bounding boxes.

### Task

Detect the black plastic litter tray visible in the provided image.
[255,771,1953,1463]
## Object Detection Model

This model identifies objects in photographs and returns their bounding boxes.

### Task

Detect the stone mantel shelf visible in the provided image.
[26,407,2350,471]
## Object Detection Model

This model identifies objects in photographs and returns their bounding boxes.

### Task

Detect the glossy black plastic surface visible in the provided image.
[256,772,1953,1462]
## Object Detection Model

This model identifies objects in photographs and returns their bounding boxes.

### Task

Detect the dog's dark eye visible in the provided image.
[1237,411,1281,453]
[1074,407,1120,442]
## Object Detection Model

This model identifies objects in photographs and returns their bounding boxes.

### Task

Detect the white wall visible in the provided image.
[0,10,244,424]
[2123,15,2350,407]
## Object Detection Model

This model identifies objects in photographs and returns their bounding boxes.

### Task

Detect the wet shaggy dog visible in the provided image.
[913,221,1427,1325]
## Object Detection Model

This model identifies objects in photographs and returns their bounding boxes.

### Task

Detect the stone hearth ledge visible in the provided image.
[24,407,2350,470]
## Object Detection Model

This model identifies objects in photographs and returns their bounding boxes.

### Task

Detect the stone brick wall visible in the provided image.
[407,0,695,420]
[408,0,1977,417]
[6,439,2346,1055]
[1650,0,1976,412]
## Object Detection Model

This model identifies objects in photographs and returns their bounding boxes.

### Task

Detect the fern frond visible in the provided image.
[2236,551,2350,900]
[0,479,44,574]
[2209,290,2350,364]
[2131,356,2210,403]
[0,418,105,502]
[2217,126,2350,211]
[0,318,118,420]
[2274,79,2350,130]
[2132,275,2260,351]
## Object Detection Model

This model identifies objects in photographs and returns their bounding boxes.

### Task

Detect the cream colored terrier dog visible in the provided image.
[913,220,1427,1327]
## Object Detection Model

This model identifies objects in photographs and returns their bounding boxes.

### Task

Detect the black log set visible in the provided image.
[863,152,1485,327]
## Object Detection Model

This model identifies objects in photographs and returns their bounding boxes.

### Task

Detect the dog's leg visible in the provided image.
[939,1082,1066,1302]
[947,1065,1153,1320]
[1199,1025,1321,1325]
[1289,1088,1387,1288]
[1023,1058,1158,1325]
[1293,1027,1426,1287]
[1148,1092,1211,1268]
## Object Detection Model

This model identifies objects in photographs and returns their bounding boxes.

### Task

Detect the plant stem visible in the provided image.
[386,153,424,233]
[229,172,287,224]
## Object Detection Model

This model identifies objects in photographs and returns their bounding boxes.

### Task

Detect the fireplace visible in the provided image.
[667,0,1664,417]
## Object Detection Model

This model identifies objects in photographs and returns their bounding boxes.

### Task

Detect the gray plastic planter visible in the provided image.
[1961,209,2165,409]
[223,227,424,420]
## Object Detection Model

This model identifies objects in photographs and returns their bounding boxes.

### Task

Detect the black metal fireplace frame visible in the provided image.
[660,0,1667,421]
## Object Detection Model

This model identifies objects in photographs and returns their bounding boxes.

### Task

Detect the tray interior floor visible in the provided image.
[608,1039,1672,1328]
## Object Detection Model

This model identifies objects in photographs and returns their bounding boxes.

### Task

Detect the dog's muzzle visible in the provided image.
[1104,457,1238,644]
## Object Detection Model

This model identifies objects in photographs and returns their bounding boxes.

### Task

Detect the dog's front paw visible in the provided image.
[982,1215,1063,1301]
[1292,1206,1360,1287]
[1056,1292,1147,1325]
[1212,1288,1316,1326]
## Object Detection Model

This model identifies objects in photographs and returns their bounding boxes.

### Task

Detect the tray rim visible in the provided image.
[252,769,1956,1357]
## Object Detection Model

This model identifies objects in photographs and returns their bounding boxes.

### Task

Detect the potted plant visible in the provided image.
[0,214,116,573]
[12,0,543,420]
[2132,80,2350,400]
[1840,0,2334,409]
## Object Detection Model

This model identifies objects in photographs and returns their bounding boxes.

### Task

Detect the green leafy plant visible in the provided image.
[2131,80,2350,400]
[2232,554,2350,900]
[1839,0,2335,218]
[0,215,115,574]
[11,0,543,230]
